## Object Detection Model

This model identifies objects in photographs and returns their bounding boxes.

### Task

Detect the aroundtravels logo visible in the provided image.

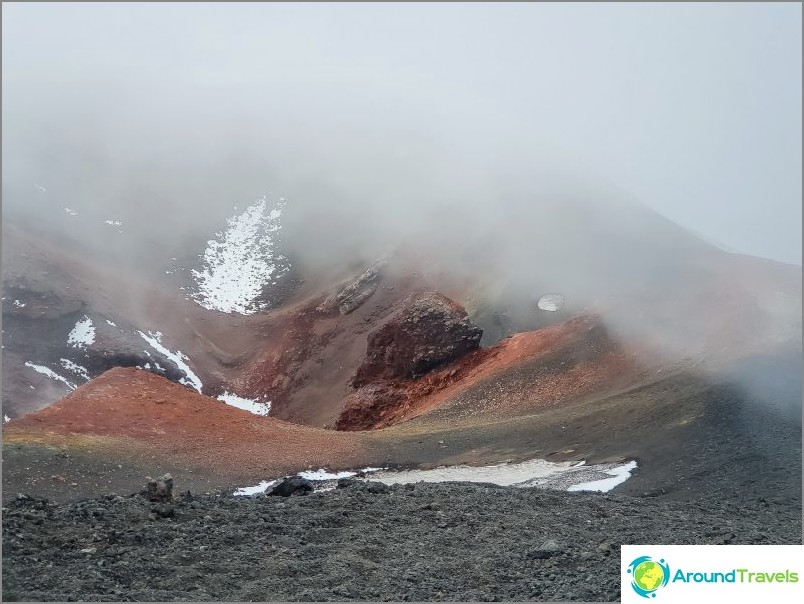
[621,545,804,603]
[627,556,670,598]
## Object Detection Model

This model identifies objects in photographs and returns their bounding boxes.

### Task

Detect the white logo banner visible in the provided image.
[621,544,804,602]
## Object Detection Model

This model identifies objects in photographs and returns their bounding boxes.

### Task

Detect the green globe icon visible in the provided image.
[633,561,666,592]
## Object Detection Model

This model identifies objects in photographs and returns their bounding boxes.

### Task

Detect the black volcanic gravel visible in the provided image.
[2,481,800,602]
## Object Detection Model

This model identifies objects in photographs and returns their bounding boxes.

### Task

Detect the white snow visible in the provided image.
[567,460,638,493]
[67,316,95,349]
[60,358,90,381]
[298,469,359,481]
[537,294,565,312]
[233,480,280,496]
[367,458,576,486]
[103,220,123,233]
[33,183,47,193]
[106,319,117,327]
[232,458,638,496]
[233,468,384,496]
[3,415,10,423]
[13,300,26,308]
[24,362,76,390]
[138,330,203,392]
[190,195,289,314]
[216,391,271,416]
[64,207,79,216]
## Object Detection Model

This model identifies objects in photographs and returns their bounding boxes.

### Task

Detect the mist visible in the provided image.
[4,2,801,262]
[2,2,801,384]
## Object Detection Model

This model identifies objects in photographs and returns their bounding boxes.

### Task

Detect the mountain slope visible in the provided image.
[3,367,373,482]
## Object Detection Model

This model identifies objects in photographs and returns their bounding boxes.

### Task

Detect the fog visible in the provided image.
[2,2,802,355]
[2,3,802,427]
[3,2,801,264]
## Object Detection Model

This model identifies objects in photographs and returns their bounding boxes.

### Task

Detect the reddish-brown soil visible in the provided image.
[228,263,475,428]
[3,367,374,481]
[2,314,642,487]
[337,315,639,430]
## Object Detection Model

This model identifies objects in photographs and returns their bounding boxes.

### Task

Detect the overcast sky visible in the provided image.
[3,2,801,264]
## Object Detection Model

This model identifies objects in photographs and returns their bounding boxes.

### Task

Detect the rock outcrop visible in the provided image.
[267,476,314,497]
[318,260,387,315]
[143,474,174,503]
[352,292,482,387]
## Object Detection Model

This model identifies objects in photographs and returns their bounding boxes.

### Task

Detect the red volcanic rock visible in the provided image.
[337,315,637,431]
[352,292,483,387]
[336,383,409,431]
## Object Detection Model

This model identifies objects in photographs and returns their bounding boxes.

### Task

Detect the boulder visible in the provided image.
[527,539,564,559]
[352,292,482,386]
[143,473,174,503]
[266,476,314,497]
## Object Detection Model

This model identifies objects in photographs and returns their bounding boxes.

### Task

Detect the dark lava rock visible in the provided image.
[334,479,390,494]
[352,291,483,386]
[528,539,565,559]
[143,474,174,503]
[336,478,357,489]
[266,476,313,497]
[366,481,391,494]
[150,503,175,518]
[2,483,800,602]
[319,260,387,315]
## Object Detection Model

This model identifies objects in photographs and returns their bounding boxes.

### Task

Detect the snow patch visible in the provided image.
[537,294,565,312]
[33,184,47,193]
[13,300,26,308]
[190,195,289,314]
[567,460,638,493]
[233,480,280,496]
[366,459,575,487]
[106,319,117,327]
[67,316,95,349]
[138,330,203,392]
[60,358,90,381]
[233,467,385,496]
[232,458,638,496]
[24,362,76,390]
[298,469,358,481]
[104,220,123,233]
[216,392,271,416]
[235,459,636,494]
[3,415,10,423]
[64,207,78,216]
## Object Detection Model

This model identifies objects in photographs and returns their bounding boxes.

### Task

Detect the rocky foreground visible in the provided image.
[3,480,800,602]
